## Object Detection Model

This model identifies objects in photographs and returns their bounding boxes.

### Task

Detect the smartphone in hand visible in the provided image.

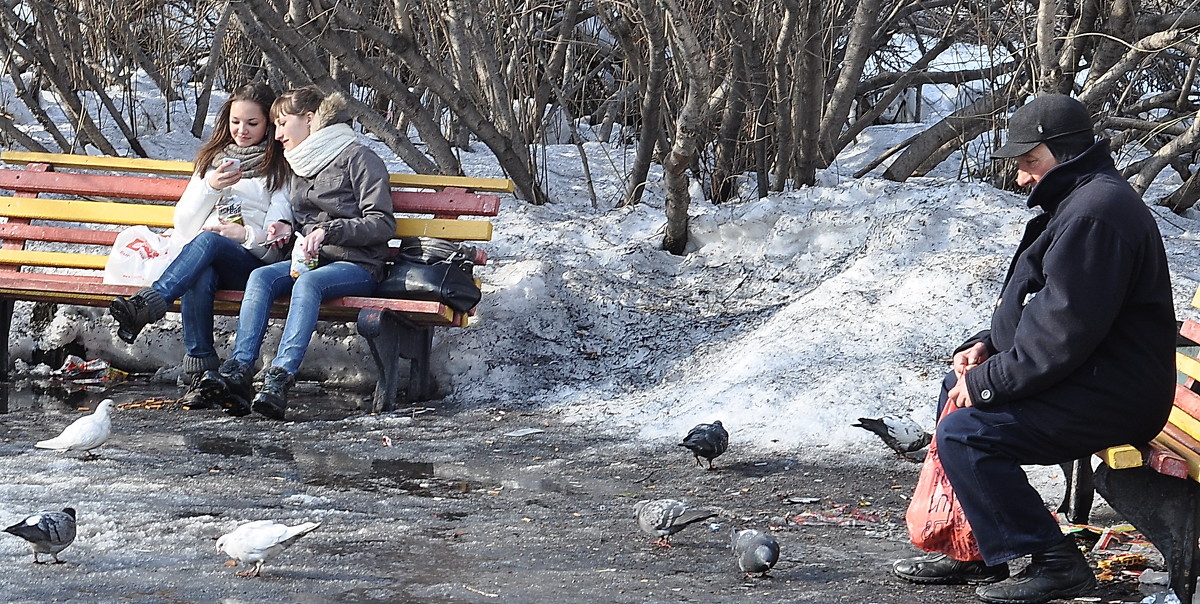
[261,233,291,247]
[223,158,241,171]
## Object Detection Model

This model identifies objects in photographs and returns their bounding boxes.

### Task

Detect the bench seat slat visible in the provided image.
[0,171,187,201]
[0,250,110,270]
[0,171,500,218]
[2,150,515,193]
[1156,424,1200,483]
[0,272,465,326]
[0,195,491,241]
[1179,350,1200,383]
[0,223,120,246]
[0,196,175,226]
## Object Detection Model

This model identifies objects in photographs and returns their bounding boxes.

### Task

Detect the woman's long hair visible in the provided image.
[193,82,289,192]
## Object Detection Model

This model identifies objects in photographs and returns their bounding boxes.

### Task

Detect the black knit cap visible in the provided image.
[992,94,1094,158]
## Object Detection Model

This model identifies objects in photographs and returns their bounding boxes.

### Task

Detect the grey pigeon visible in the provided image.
[679,420,729,469]
[731,528,780,577]
[634,498,717,547]
[852,415,931,462]
[217,520,321,577]
[4,508,77,563]
[35,399,115,456]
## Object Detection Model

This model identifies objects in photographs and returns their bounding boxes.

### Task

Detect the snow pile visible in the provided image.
[4,86,1200,455]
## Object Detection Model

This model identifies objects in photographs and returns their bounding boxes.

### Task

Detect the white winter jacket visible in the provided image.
[173,170,293,259]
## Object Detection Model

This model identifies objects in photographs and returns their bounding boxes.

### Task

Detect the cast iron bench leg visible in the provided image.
[357,308,435,414]
[1058,457,1095,525]
[1095,463,1200,603]
[0,298,10,413]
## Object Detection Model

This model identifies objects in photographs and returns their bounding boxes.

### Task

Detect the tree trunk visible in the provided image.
[660,0,716,255]
[883,89,1013,182]
[192,3,233,139]
[622,0,668,207]
[818,0,879,163]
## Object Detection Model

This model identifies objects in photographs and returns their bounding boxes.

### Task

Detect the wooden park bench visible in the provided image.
[1090,284,1200,604]
[0,150,512,413]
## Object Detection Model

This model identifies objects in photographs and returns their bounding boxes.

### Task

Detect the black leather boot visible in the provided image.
[109,287,168,343]
[975,536,1095,604]
[893,552,1009,585]
[251,366,293,421]
[197,360,253,417]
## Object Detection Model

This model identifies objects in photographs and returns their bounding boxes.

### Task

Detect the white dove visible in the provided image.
[3,508,77,563]
[216,520,321,577]
[35,399,115,456]
[852,414,931,462]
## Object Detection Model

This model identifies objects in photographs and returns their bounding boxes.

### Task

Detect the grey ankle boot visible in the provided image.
[109,288,168,343]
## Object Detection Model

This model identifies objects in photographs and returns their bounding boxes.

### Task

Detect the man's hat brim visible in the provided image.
[991,140,1041,159]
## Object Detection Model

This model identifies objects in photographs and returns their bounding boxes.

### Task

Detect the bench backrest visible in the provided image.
[0,151,509,271]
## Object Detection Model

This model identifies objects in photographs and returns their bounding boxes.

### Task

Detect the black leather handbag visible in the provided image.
[375,237,482,313]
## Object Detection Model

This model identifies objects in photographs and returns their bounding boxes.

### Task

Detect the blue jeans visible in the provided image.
[152,231,264,362]
[229,260,377,374]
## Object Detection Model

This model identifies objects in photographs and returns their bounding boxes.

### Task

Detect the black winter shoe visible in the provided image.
[252,366,293,421]
[893,553,1009,585]
[109,288,168,343]
[197,360,253,417]
[178,373,216,410]
[975,537,1096,604]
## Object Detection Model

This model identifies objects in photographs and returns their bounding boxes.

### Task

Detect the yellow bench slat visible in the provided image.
[0,250,108,270]
[0,197,174,227]
[2,150,514,193]
[1169,405,1200,444]
[2,151,193,176]
[396,218,491,241]
[1178,350,1200,383]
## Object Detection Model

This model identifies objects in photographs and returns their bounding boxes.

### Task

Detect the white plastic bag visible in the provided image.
[290,233,317,278]
[102,225,179,286]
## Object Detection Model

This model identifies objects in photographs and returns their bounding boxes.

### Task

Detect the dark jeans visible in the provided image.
[934,370,1110,566]
[151,231,265,362]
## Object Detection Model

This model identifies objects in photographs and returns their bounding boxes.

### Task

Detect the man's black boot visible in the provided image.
[893,552,1009,585]
[197,360,253,416]
[975,536,1095,604]
[109,288,168,343]
[251,366,293,421]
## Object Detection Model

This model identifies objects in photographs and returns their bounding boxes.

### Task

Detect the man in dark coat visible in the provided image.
[892,94,1176,604]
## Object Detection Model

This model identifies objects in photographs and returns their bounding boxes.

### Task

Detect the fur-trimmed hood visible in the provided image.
[312,92,351,131]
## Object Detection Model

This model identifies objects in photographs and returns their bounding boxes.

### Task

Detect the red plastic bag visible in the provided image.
[905,403,983,561]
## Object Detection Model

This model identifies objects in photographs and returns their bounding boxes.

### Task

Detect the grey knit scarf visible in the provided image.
[211,141,268,178]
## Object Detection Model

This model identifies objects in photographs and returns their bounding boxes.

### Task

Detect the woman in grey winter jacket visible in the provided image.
[199,86,396,420]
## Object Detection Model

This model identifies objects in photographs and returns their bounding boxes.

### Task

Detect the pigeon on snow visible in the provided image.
[35,399,115,456]
[679,420,729,469]
[634,498,717,547]
[852,415,931,462]
[731,528,780,578]
[3,508,77,564]
[217,520,321,577]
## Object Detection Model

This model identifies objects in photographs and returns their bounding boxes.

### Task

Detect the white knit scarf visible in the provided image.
[284,123,358,178]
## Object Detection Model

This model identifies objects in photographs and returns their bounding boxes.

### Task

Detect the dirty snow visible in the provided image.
[3,84,1200,457]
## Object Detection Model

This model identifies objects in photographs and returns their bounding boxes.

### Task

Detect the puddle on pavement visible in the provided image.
[186,435,294,460]
[293,449,600,497]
